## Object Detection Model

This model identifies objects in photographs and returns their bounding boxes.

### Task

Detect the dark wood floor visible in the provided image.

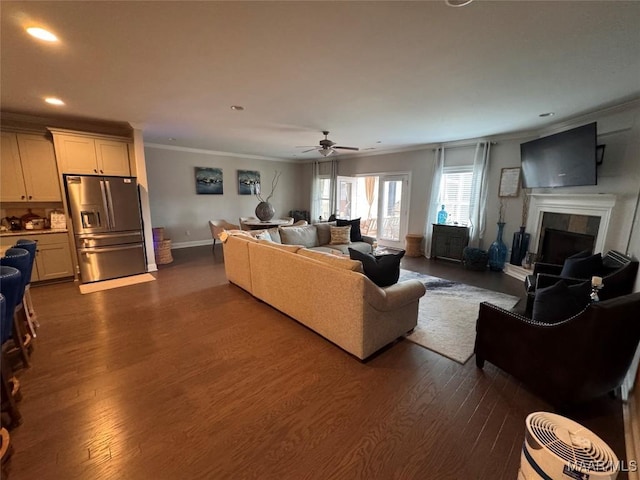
[3,245,627,479]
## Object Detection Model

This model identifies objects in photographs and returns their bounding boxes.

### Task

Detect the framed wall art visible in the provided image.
[195,167,223,195]
[499,167,521,197]
[238,170,260,195]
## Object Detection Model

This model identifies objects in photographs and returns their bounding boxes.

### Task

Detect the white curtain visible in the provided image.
[468,142,491,247]
[310,161,321,222]
[328,159,338,217]
[424,147,445,257]
[310,159,338,222]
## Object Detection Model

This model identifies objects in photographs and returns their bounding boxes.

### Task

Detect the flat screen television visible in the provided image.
[520,122,597,188]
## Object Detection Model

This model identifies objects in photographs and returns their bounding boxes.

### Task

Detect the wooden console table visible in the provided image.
[241,218,291,230]
[431,224,469,262]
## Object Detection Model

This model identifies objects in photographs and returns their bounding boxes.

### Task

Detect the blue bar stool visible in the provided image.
[1,271,25,428]
[0,249,33,368]
[13,239,38,337]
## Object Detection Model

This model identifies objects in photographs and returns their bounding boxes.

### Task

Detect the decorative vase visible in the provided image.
[510,226,531,266]
[255,201,275,221]
[488,222,508,271]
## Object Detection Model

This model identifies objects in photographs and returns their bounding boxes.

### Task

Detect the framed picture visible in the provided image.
[238,170,260,195]
[499,167,521,197]
[195,167,223,194]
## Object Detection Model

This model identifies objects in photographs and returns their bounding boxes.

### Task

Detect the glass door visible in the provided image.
[377,174,409,249]
[337,176,357,219]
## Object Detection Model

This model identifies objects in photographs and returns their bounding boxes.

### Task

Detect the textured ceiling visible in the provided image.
[1,1,639,160]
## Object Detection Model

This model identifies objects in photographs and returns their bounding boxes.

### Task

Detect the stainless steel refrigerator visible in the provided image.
[64,174,147,283]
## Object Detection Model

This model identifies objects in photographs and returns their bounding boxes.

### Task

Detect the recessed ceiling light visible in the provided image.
[445,0,474,7]
[230,105,244,111]
[44,97,64,106]
[26,27,58,42]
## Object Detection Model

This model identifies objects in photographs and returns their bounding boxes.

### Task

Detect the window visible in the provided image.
[440,167,473,225]
[318,177,332,220]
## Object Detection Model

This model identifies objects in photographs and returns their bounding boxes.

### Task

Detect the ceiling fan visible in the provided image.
[298,131,359,157]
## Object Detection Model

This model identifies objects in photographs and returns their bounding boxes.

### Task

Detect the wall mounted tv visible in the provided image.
[520,122,597,188]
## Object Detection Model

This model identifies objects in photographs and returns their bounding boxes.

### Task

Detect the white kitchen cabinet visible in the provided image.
[0,232,74,282]
[0,132,61,202]
[52,131,131,176]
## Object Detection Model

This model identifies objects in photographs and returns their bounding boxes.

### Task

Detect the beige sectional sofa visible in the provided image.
[222,232,426,360]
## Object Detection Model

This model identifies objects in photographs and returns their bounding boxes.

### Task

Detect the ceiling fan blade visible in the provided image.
[301,147,319,153]
[333,146,360,151]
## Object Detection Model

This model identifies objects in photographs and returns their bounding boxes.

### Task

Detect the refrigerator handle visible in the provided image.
[99,180,112,230]
[105,180,116,230]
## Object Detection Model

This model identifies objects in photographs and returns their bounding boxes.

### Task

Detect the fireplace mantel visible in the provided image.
[525,194,616,256]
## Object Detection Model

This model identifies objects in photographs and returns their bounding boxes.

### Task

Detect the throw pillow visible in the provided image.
[330,226,351,245]
[348,248,405,287]
[337,218,363,242]
[560,252,603,278]
[532,280,591,324]
[254,230,272,241]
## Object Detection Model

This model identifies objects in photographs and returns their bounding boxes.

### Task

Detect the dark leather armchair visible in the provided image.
[524,250,639,315]
[474,292,640,406]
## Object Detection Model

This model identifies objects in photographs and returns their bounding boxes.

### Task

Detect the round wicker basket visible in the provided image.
[154,239,173,264]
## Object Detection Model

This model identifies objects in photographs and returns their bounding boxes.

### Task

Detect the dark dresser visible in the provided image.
[431,224,469,262]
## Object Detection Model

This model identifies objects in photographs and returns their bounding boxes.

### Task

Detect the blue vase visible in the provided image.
[437,205,448,224]
[488,222,508,271]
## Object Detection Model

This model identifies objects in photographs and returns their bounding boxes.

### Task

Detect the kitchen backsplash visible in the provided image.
[1,202,66,230]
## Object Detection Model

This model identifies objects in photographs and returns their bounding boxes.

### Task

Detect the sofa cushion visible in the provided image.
[330,226,351,245]
[315,221,336,246]
[337,218,363,242]
[297,248,363,272]
[348,248,405,287]
[267,227,281,243]
[560,252,603,278]
[324,242,371,255]
[279,225,319,248]
[256,239,301,253]
[532,280,591,324]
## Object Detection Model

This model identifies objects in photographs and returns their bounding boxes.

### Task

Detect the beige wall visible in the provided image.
[145,145,306,247]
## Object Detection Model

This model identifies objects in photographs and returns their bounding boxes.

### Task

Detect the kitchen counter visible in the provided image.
[0,228,68,237]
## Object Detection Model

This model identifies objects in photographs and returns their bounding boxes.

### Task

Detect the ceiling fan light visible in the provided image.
[319,149,333,157]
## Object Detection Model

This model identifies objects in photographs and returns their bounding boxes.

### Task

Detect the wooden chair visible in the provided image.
[209,220,239,250]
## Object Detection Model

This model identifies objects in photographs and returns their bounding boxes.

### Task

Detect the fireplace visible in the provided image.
[504,193,616,281]
[525,194,616,258]
[539,228,596,264]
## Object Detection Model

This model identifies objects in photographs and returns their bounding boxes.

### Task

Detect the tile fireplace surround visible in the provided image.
[504,193,616,280]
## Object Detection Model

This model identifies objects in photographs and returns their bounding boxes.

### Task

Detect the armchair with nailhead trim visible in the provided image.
[474,292,640,406]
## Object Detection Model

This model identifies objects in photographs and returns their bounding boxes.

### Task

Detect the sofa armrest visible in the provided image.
[361,235,376,245]
[364,279,426,311]
[535,273,587,290]
[532,262,563,276]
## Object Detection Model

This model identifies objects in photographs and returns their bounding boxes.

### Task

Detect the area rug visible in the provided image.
[78,273,156,294]
[398,269,519,364]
